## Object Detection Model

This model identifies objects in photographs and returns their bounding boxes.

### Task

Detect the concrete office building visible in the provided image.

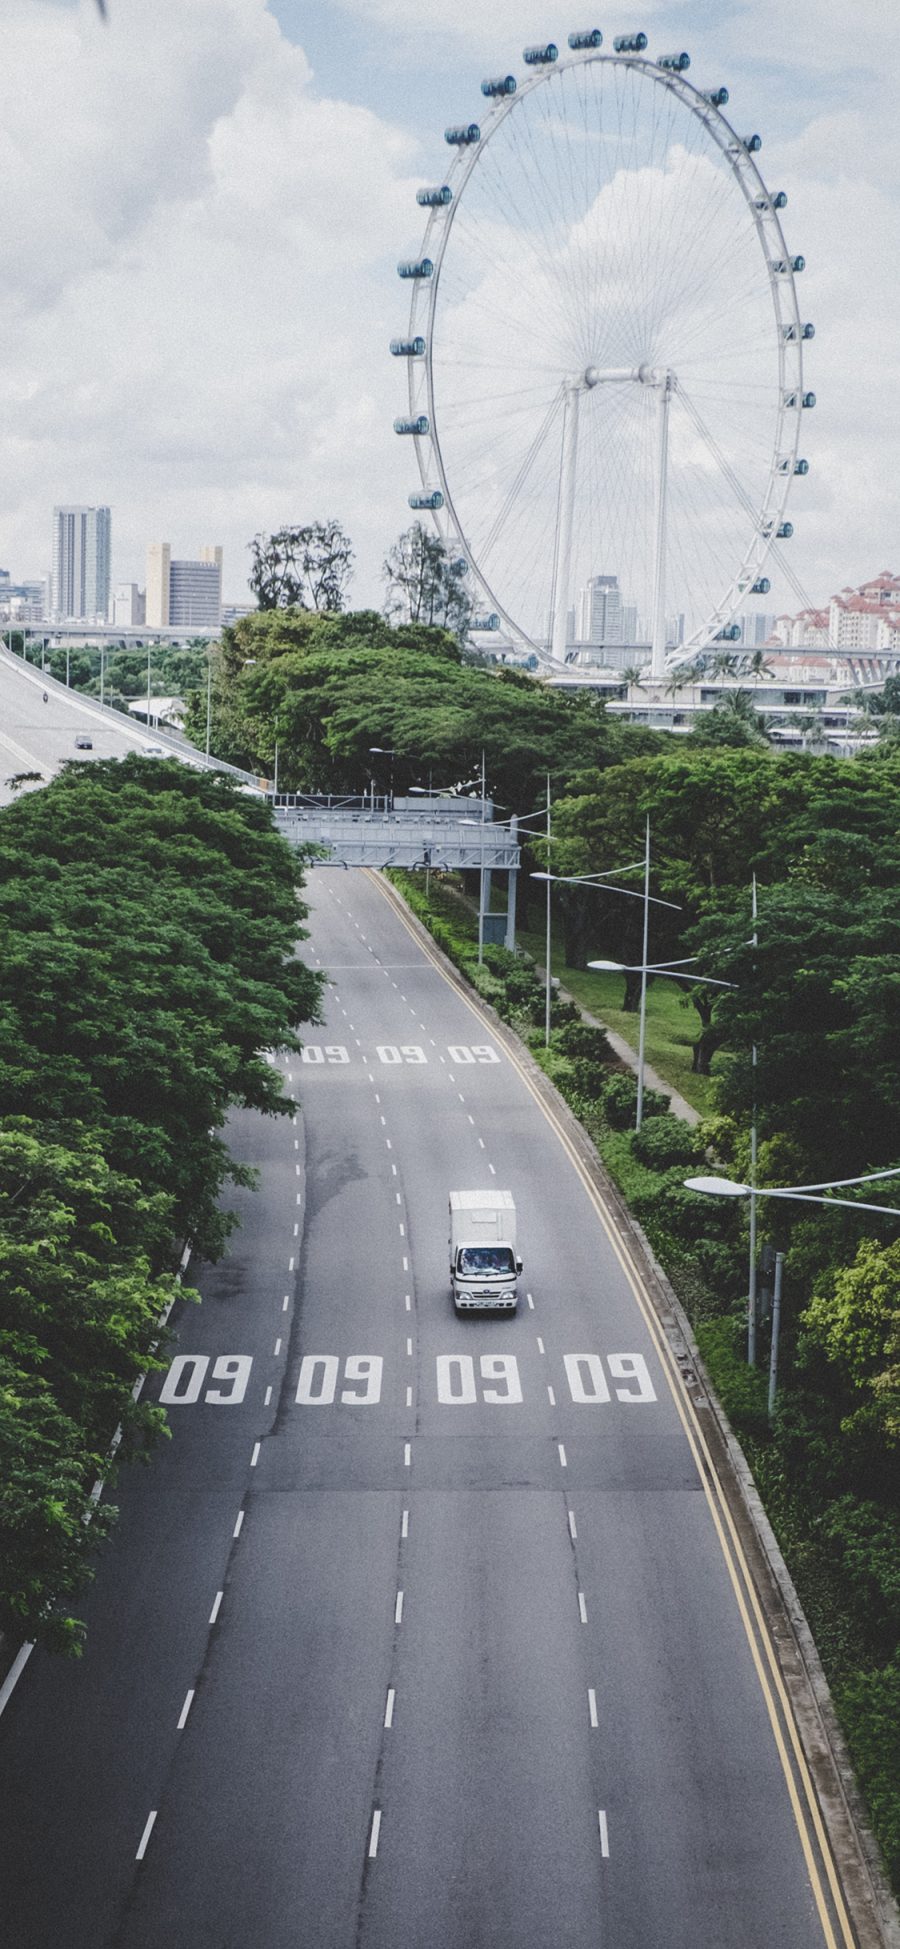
[51,505,111,622]
[111,582,146,627]
[146,543,222,629]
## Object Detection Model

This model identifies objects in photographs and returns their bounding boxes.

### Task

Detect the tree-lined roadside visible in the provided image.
[0,758,322,1650]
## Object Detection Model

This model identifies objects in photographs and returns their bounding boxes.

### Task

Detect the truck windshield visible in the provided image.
[457,1246,516,1276]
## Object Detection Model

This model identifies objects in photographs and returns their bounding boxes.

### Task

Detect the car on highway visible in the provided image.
[74,734,93,750]
[142,743,166,757]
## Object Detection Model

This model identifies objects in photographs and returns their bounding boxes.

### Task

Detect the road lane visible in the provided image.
[0,866,845,1948]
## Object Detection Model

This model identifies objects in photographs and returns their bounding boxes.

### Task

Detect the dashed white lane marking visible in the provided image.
[547,1385,556,1406]
[392,1164,397,1177]
[394,1591,404,1624]
[578,1591,588,1624]
[537,1337,545,1354]
[136,1811,157,1860]
[274,1338,282,1356]
[368,1809,382,1858]
[293,1222,299,1237]
[459,1093,466,1104]
[355,1038,362,1048]
[404,1442,411,1467]
[401,1508,409,1538]
[283,1294,290,1312]
[405,1293,412,1311]
[375,1093,381,1104]
[568,1511,578,1541]
[265,1386,273,1407]
[419,1022,427,1031]
[296,1192,302,1205]
[384,1689,395,1728]
[386,1137,392,1149]
[251,1442,261,1468]
[598,1810,610,1857]
[177,1689,195,1730]
[489,1163,496,1175]
[588,1689,599,1728]
[403,1256,409,1272]
[526,1292,535,1310]
[478,1138,485,1150]
[289,1256,295,1272]
[406,1386,413,1407]
[380,1115,386,1125]
[439,1054,446,1064]
[295,1163,301,1176]
[399,1223,405,1236]
[294,1138,299,1149]
[233,1510,244,1538]
[406,1337,413,1356]
[209,1591,223,1625]
[396,1192,402,1205]
[558,1442,568,1468]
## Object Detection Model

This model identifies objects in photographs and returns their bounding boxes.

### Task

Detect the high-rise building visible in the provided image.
[51,505,111,621]
[145,543,171,628]
[146,542,222,629]
[577,573,622,645]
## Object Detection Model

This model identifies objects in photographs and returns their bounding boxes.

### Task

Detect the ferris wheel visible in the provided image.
[391,31,813,674]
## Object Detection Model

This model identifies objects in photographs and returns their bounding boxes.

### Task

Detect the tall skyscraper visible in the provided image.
[51,505,111,621]
[146,543,222,629]
[577,573,627,645]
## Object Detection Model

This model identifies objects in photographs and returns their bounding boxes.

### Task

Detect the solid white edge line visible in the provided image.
[177,1689,195,1730]
[0,1642,34,1717]
[136,1811,157,1860]
[368,1809,382,1858]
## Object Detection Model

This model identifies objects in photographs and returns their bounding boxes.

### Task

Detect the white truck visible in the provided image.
[449,1190,522,1311]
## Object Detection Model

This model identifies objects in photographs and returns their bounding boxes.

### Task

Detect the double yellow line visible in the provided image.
[375,871,856,1949]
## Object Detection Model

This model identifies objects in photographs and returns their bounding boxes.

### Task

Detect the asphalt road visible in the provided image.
[0,645,211,805]
[0,868,847,1948]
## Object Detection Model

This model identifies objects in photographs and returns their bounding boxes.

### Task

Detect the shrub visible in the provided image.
[555,1020,616,1064]
[601,1073,669,1130]
[631,1115,705,1170]
[837,1653,900,1889]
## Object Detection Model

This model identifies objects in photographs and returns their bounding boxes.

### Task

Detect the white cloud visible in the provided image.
[0,0,422,602]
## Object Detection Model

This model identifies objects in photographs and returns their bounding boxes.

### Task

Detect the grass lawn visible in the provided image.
[513,918,718,1118]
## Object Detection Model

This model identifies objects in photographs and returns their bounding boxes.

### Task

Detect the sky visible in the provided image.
[1,0,898,621]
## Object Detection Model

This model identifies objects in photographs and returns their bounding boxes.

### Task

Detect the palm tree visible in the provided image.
[742,648,776,684]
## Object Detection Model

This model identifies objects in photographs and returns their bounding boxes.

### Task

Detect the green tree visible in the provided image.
[248,521,354,612]
[382,523,472,637]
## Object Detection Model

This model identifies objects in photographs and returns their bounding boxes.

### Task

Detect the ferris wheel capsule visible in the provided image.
[445,124,481,146]
[777,522,794,538]
[416,185,452,207]
[658,51,691,71]
[408,490,444,510]
[702,86,729,106]
[394,415,429,436]
[471,613,500,630]
[397,258,433,279]
[794,458,809,474]
[802,392,816,408]
[613,33,648,52]
[390,336,426,357]
[523,43,559,64]
[743,133,762,151]
[481,75,517,97]
[750,578,771,594]
[568,29,603,49]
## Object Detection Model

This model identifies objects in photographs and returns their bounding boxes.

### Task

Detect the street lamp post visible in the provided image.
[686,1166,900,1410]
[530,851,668,1052]
[369,747,396,811]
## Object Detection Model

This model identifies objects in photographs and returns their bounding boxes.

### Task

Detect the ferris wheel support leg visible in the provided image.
[550,383,580,663]
[650,375,672,684]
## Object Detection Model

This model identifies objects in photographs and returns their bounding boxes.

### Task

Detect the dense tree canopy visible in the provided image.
[0,758,322,1646]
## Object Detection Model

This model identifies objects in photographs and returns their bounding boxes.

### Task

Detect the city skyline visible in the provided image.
[2,1,899,618]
